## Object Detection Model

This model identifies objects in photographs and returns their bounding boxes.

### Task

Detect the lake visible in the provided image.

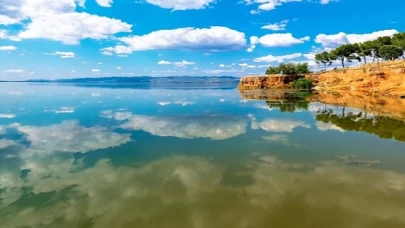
[1,83,405,228]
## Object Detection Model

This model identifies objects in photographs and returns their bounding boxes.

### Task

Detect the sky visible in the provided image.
[0,0,403,80]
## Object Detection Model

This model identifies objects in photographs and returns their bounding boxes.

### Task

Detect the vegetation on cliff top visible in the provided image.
[315,32,405,69]
[265,62,310,75]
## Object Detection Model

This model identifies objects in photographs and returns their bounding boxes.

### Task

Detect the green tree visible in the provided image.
[372,36,393,63]
[295,63,310,74]
[265,66,281,75]
[315,51,333,70]
[330,44,361,68]
[379,45,403,60]
[279,63,297,75]
[392,32,405,60]
[358,42,373,64]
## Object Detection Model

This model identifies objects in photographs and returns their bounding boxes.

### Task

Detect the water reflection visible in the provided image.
[1,84,405,227]
[102,111,247,140]
[1,154,405,227]
[316,109,405,142]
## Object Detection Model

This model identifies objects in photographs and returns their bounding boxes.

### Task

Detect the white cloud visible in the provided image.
[0,0,132,44]
[219,64,225,67]
[144,0,216,10]
[315,29,399,48]
[174,60,195,67]
[157,60,195,67]
[103,111,247,140]
[320,0,330,4]
[96,0,113,7]
[253,53,302,63]
[257,33,310,47]
[116,66,121,70]
[104,27,246,54]
[4,69,24,74]
[238,63,268,69]
[48,51,76,58]
[18,12,132,45]
[261,20,289,31]
[158,60,172,65]
[0,113,16,118]
[244,0,303,14]
[247,36,259,52]
[0,46,17,51]
[92,69,101,73]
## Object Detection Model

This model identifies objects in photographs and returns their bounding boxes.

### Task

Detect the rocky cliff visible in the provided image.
[238,61,405,97]
[238,75,305,90]
[312,61,405,97]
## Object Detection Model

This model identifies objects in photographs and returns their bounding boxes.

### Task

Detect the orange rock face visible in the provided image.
[311,61,405,97]
[238,75,305,90]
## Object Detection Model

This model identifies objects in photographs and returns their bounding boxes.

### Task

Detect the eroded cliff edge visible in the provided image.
[239,61,405,97]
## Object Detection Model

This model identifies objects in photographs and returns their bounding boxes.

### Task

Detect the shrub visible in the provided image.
[292,78,313,89]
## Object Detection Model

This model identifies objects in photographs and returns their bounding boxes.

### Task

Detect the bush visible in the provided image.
[292,78,313,89]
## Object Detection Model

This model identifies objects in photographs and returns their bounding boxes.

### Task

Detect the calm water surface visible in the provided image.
[1,83,405,228]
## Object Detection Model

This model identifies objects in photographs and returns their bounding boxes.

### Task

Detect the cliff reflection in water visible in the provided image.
[316,110,405,142]
[240,89,405,143]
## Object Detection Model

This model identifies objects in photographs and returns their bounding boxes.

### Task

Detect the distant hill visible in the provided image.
[4,76,241,89]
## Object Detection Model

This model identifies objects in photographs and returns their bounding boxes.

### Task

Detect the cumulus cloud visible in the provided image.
[92,69,101,73]
[253,53,302,63]
[102,111,247,140]
[144,0,216,10]
[13,120,131,154]
[248,33,309,51]
[261,20,289,31]
[102,27,246,54]
[315,29,399,48]
[0,0,132,44]
[0,46,17,51]
[18,12,132,45]
[259,33,309,47]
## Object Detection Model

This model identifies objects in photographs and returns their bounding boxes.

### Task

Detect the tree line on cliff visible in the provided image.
[315,32,405,69]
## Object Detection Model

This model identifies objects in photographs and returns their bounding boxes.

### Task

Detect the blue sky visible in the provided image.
[0,0,403,80]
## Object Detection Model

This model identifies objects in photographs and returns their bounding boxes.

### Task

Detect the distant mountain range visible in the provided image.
[1,76,241,89]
